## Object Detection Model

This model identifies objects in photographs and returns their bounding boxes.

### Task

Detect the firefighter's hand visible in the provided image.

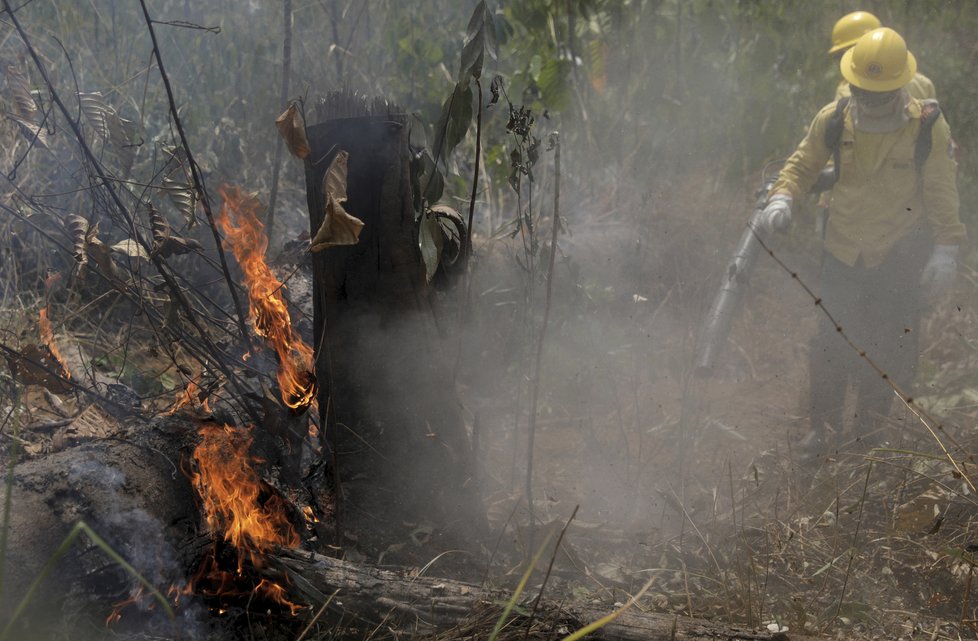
[920,244,959,293]
[758,194,792,234]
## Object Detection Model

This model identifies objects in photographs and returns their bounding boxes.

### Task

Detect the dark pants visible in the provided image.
[809,236,928,439]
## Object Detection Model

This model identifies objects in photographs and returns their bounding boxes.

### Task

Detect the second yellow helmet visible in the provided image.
[828,11,882,55]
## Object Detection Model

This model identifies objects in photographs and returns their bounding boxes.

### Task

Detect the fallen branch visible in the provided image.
[267,548,812,641]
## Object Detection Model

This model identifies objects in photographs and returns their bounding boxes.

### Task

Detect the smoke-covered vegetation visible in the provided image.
[2,1,978,640]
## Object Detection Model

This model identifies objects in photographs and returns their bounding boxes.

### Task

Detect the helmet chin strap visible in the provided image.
[851,88,909,133]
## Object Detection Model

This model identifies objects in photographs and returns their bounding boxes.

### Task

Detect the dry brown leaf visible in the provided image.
[155,235,204,258]
[79,91,112,139]
[5,64,39,124]
[275,102,311,159]
[54,404,119,449]
[163,173,198,228]
[148,203,171,255]
[7,344,73,395]
[111,239,150,261]
[66,214,90,270]
[310,151,364,251]
[322,150,349,202]
[87,239,120,282]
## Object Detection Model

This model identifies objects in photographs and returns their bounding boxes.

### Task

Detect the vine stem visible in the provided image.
[525,132,560,553]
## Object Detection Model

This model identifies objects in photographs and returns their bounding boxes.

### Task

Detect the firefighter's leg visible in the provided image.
[806,255,859,450]
[852,238,927,444]
[808,318,848,438]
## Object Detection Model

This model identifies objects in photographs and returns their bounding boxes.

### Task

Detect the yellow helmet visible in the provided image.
[828,11,882,55]
[840,27,916,92]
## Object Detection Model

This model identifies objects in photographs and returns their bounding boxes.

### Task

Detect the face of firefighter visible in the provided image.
[850,86,901,110]
[849,86,909,133]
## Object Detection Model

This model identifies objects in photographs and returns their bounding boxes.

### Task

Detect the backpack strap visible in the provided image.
[823,96,850,184]
[915,99,942,172]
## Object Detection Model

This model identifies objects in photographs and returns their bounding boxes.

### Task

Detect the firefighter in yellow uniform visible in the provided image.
[758,28,965,451]
[817,12,938,232]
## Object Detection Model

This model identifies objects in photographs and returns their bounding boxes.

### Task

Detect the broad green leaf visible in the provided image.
[420,150,444,207]
[459,1,497,82]
[431,82,473,165]
[418,210,444,283]
[536,56,572,111]
[411,148,445,213]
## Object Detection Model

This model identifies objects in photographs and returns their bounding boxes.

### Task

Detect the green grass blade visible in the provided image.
[487,531,553,641]
[0,520,173,640]
[559,577,656,641]
[0,419,20,600]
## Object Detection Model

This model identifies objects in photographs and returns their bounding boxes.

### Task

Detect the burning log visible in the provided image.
[0,411,816,641]
[0,415,204,635]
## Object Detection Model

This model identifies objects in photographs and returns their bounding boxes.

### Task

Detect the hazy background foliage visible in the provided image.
[5,0,974,242]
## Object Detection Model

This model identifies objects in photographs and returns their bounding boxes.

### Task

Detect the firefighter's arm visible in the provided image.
[771,104,836,201]
[922,116,966,246]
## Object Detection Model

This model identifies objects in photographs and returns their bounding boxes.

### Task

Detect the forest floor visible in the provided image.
[464,167,978,641]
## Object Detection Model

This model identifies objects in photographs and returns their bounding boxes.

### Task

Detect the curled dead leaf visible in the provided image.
[163,173,198,228]
[275,102,311,159]
[7,344,73,395]
[4,64,39,124]
[310,151,364,251]
[111,239,151,261]
[66,214,91,270]
[155,235,205,258]
[86,239,120,283]
[148,203,171,255]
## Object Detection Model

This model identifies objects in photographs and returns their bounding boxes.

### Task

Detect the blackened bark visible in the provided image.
[303,94,485,559]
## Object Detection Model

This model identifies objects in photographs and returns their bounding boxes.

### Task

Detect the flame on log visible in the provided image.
[216,184,316,411]
[189,422,302,614]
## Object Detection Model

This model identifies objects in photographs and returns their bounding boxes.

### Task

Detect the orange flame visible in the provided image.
[166,379,212,416]
[105,587,145,626]
[38,307,70,379]
[191,423,300,562]
[189,422,302,613]
[216,185,316,411]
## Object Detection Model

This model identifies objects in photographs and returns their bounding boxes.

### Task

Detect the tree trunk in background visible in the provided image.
[303,93,484,560]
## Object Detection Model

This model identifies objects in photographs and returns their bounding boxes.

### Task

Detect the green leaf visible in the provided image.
[459,0,497,82]
[431,82,473,165]
[413,149,444,212]
[536,56,572,111]
[418,210,444,283]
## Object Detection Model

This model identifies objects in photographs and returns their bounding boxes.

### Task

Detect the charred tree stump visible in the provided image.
[303,93,484,558]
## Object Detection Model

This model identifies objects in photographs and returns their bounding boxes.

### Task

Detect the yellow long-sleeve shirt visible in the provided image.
[772,98,965,267]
